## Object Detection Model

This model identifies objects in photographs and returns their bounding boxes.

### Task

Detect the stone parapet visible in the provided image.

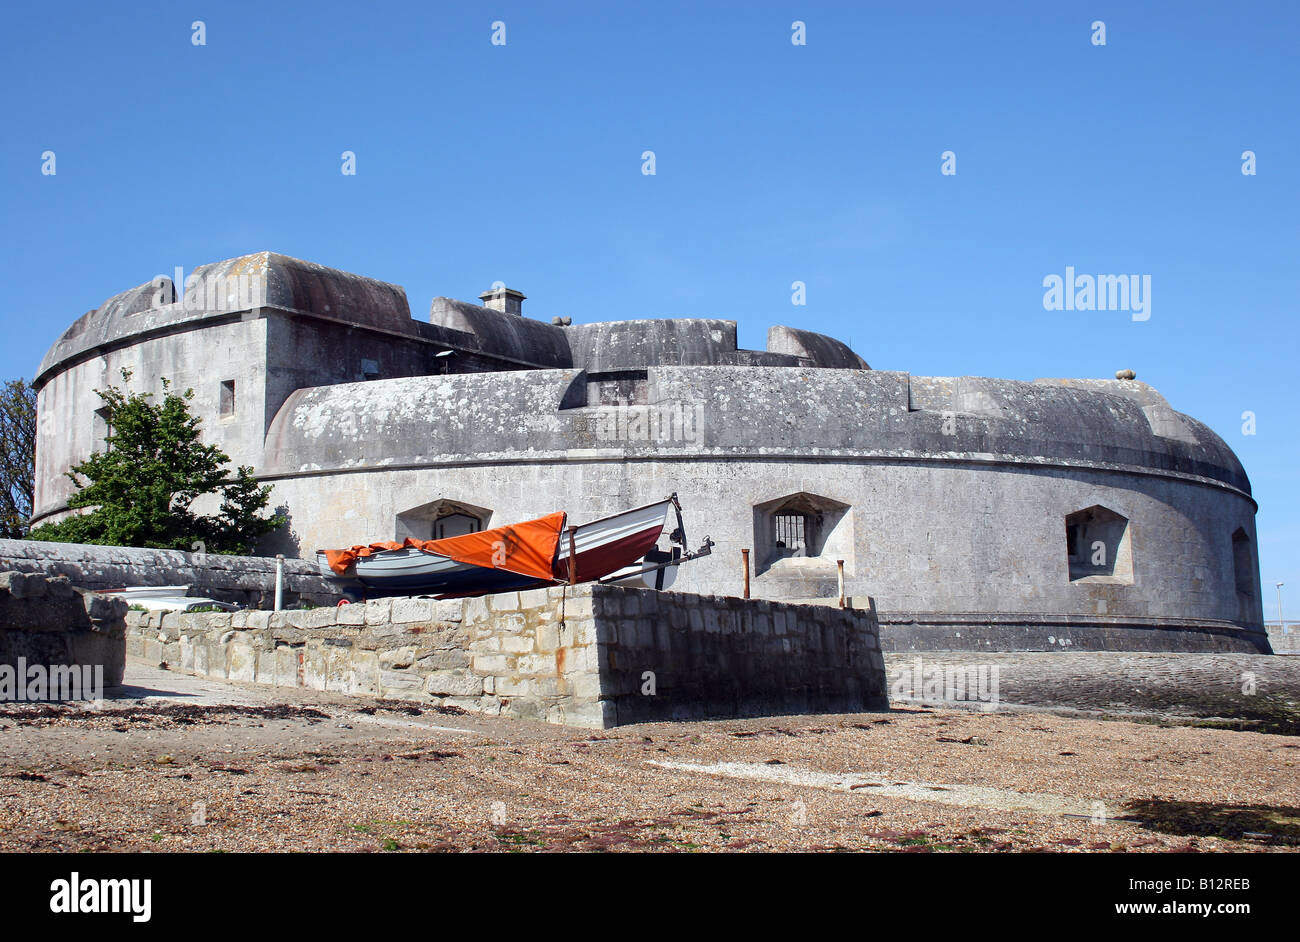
[1,571,127,693]
[0,539,339,609]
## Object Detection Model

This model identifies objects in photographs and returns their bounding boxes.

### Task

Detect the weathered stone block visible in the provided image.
[432,600,464,623]
[515,652,556,674]
[0,571,47,599]
[379,646,416,670]
[424,669,482,697]
[228,642,257,683]
[274,646,301,687]
[517,588,551,609]
[564,597,594,620]
[500,697,545,721]
[416,649,471,671]
[324,645,351,693]
[529,676,564,697]
[380,669,424,693]
[472,653,510,673]
[254,650,277,685]
[298,646,324,689]
[462,596,490,625]
[568,672,603,699]
[558,619,589,646]
[141,638,162,663]
[448,694,500,715]
[501,635,533,655]
[495,676,531,697]
[336,602,366,625]
[562,700,615,729]
[536,623,561,653]
[193,641,212,677]
[470,634,502,653]
[289,607,337,629]
[391,598,435,623]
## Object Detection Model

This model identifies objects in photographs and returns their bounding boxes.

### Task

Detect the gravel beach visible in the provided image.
[1,654,1297,853]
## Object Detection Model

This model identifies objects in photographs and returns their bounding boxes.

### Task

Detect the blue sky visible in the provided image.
[3,2,1296,617]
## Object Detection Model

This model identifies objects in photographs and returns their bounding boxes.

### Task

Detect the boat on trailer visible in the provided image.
[316,494,711,600]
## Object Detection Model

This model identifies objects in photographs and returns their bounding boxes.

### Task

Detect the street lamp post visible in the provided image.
[1277,582,1286,631]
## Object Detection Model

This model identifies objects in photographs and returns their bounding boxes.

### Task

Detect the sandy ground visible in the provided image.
[1,655,1297,853]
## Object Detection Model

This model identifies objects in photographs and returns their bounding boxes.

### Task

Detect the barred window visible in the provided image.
[774,513,806,556]
[435,513,481,540]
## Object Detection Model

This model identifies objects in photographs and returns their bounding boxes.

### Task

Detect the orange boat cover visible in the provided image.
[323,511,567,580]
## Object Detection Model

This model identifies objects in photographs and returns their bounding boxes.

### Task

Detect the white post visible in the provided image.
[1277,582,1286,631]
[274,554,284,612]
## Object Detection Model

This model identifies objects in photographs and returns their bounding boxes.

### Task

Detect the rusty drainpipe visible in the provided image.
[837,559,846,609]
[568,526,579,586]
[741,548,751,599]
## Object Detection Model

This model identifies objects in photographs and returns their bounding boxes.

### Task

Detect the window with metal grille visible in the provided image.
[435,513,482,540]
[774,513,806,556]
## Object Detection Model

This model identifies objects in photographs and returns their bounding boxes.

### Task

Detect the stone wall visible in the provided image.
[248,365,1263,644]
[124,584,887,728]
[876,611,1272,654]
[583,586,886,724]
[759,597,1270,653]
[1267,624,1300,655]
[1,571,127,693]
[0,539,339,609]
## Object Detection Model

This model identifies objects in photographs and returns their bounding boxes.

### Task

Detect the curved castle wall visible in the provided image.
[32,253,1267,653]
[255,440,1262,651]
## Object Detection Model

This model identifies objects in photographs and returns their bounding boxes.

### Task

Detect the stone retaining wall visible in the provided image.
[1267,625,1300,655]
[876,611,1272,654]
[1,571,127,694]
[0,539,339,609]
[125,584,887,727]
[586,587,886,724]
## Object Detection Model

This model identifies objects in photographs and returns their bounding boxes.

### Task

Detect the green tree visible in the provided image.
[28,371,283,554]
[0,378,37,538]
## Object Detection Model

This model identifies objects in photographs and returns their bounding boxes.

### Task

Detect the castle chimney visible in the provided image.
[479,286,526,315]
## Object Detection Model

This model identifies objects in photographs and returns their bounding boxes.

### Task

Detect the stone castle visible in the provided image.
[31,252,1267,652]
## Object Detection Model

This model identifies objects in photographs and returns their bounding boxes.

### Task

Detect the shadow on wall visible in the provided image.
[257,505,302,558]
